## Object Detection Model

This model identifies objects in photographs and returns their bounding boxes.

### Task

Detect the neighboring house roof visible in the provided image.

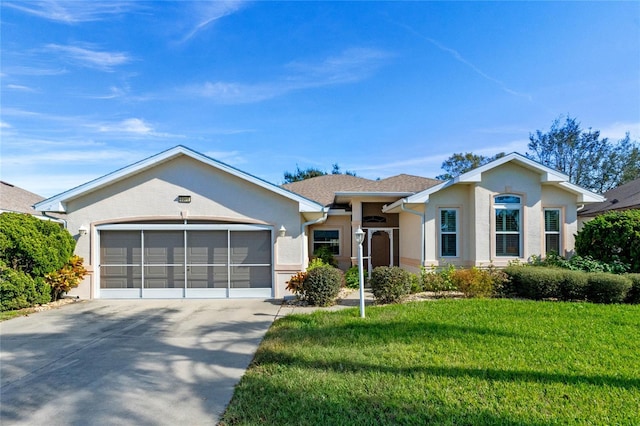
[578,178,640,216]
[34,145,325,214]
[0,181,66,221]
[283,174,441,207]
[384,152,605,212]
[0,181,44,215]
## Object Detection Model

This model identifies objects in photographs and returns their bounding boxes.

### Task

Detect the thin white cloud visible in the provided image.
[286,48,391,86]
[396,22,532,101]
[2,66,68,76]
[3,1,138,24]
[6,84,37,92]
[2,149,135,165]
[96,118,184,139]
[598,121,640,141]
[87,85,129,100]
[181,1,247,43]
[0,121,11,129]
[203,150,247,165]
[184,48,391,103]
[46,43,131,71]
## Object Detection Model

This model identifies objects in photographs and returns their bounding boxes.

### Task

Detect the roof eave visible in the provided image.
[33,146,325,214]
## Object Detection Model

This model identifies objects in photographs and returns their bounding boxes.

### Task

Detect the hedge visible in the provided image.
[503,266,633,304]
[625,274,640,304]
[0,262,51,311]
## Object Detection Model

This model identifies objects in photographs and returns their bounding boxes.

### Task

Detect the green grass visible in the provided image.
[0,308,35,321]
[221,299,640,425]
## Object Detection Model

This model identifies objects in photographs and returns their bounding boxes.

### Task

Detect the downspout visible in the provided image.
[42,211,67,228]
[301,208,328,268]
[400,202,425,269]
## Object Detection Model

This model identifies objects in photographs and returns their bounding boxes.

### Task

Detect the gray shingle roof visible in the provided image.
[0,181,45,215]
[0,181,66,219]
[578,178,640,216]
[282,174,442,206]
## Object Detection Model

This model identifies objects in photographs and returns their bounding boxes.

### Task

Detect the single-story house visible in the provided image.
[577,177,640,227]
[33,146,604,299]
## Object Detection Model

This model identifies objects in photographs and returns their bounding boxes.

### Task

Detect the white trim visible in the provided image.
[439,208,459,258]
[34,145,324,213]
[543,208,562,255]
[494,194,522,258]
[391,153,605,206]
[312,228,341,256]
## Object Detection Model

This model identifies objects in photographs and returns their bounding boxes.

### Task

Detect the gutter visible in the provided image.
[300,208,328,267]
[42,211,67,228]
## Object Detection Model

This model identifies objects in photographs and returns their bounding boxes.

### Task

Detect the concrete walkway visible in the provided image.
[0,291,373,426]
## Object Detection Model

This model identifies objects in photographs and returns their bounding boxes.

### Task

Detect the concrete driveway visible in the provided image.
[0,299,284,425]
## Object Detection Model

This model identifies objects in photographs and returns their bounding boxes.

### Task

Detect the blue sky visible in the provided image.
[1,1,639,198]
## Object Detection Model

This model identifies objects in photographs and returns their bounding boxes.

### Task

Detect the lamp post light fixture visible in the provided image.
[278,225,287,238]
[354,226,366,318]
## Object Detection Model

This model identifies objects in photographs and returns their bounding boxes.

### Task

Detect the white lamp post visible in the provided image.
[355,227,366,318]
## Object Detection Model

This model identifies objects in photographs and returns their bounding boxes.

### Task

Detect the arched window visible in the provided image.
[494,195,521,257]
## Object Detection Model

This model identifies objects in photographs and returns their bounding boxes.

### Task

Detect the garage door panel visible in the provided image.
[187,231,227,264]
[230,231,270,264]
[145,231,184,264]
[145,266,184,288]
[187,266,227,288]
[100,231,141,264]
[230,266,271,288]
[100,266,142,289]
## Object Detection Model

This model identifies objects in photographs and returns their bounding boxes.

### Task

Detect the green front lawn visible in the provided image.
[221,299,640,425]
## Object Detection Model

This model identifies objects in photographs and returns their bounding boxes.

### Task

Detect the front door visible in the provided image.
[363,228,398,274]
[371,231,390,268]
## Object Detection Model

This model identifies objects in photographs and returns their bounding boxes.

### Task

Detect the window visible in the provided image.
[440,209,458,257]
[495,195,521,257]
[544,209,561,255]
[313,229,340,255]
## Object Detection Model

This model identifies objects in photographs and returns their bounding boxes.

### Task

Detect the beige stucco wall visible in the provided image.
[399,162,581,269]
[397,205,424,274]
[307,214,352,270]
[63,155,308,298]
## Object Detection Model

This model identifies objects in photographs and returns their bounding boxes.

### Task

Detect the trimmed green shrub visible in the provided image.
[557,269,589,301]
[503,266,562,300]
[624,274,640,304]
[302,266,343,307]
[345,266,360,289]
[312,246,338,267]
[575,209,640,273]
[450,267,494,298]
[307,257,327,271]
[0,212,74,278]
[409,272,422,294]
[530,252,630,274]
[421,265,457,292]
[585,273,632,304]
[1,263,34,311]
[370,266,411,304]
[0,262,50,310]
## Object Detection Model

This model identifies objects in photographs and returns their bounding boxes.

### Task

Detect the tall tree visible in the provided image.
[527,116,639,192]
[284,164,356,183]
[436,152,505,180]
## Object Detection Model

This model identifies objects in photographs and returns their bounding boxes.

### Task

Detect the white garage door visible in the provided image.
[98,224,273,298]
